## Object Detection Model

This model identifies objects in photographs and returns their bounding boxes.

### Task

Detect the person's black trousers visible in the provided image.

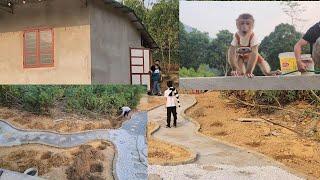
[167,106,177,127]
[124,110,131,117]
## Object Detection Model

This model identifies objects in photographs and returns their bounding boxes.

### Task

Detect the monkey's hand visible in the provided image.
[266,70,282,76]
[245,72,255,78]
[231,70,241,76]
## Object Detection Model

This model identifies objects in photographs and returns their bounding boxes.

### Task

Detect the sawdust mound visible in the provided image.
[2,149,71,175]
[66,145,106,180]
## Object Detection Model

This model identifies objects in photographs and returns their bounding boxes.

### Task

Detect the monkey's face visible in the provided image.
[237,19,254,35]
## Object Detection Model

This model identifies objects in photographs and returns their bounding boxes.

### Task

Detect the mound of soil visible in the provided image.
[0,148,71,175]
[66,144,106,180]
[0,141,114,180]
[188,92,320,178]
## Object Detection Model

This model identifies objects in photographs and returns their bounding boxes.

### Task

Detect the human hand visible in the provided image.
[297,60,307,72]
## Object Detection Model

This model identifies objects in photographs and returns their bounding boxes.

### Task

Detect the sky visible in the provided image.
[180,1,320,40]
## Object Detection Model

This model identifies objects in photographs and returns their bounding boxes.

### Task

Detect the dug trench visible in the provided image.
[187,91,320,178]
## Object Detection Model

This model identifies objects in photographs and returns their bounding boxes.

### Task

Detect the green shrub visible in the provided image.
[179,64,216,77]
[0,85,146,116]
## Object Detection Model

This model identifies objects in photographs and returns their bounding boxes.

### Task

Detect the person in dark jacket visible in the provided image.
[294,21,320,72]
[151,65,162,96]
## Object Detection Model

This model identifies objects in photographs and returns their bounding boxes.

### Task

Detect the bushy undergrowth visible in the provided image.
[0,85,146,116]
[179,64,217,77]
[223,90,320,107]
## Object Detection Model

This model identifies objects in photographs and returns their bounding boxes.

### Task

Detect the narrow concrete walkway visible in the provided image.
[148,95,303,180]
[0,112,148,180]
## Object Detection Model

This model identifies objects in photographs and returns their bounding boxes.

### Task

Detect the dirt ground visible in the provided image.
[0,141,114,180]
[187,92,320,178]
[0,107,126,133]
[147,122,192,165]
[160,71,179,92]
[137,96,165,111]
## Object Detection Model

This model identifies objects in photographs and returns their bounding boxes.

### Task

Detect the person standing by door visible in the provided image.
[151,65,162,96]
[150,60,163,96]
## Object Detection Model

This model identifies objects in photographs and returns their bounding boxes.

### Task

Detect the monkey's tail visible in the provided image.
[225,51,229,76]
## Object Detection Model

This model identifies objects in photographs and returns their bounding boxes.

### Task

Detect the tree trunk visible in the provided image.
[161,47,164,63]
[168,41,171,72]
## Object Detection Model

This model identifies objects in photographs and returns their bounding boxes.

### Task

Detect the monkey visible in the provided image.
[228,13,281,78]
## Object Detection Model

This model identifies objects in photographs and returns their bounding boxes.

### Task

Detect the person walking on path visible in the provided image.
[164,81,180,128]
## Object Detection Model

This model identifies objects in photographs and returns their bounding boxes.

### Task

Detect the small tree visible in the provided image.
[281,1,306,31]
[259,23,309,75]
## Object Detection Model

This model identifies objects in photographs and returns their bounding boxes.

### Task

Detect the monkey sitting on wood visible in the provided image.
[228,13,281,78]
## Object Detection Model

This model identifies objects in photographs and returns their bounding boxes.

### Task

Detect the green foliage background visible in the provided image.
[0,85,146,116]
[179,64,216,77]
[124,0,179,67]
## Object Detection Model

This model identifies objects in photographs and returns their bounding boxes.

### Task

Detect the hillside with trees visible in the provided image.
[124,0,179,71]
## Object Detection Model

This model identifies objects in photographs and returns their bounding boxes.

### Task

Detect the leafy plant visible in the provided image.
[180,64,216,77]
[0,85,146,116]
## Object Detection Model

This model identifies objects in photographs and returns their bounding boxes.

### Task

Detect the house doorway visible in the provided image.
[130,48,151,90]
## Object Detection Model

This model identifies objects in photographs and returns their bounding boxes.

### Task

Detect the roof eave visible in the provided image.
[103,0,158,49]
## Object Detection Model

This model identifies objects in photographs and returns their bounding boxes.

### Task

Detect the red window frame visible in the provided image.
[23,28,54,68]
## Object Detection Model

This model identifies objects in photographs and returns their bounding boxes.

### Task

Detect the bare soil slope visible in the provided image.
[0,107,124,133]
[187,92,320,178]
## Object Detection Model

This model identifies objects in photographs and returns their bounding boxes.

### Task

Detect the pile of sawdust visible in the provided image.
[147,122,192,165]
[0,148,70,175]
[0,141,114,179]
[66,144,107,180]
[0,107,115,133]
[187,92,320,178]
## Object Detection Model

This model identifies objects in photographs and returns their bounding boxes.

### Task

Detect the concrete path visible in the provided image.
[0,112,148,180]
[148,95,303,180]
